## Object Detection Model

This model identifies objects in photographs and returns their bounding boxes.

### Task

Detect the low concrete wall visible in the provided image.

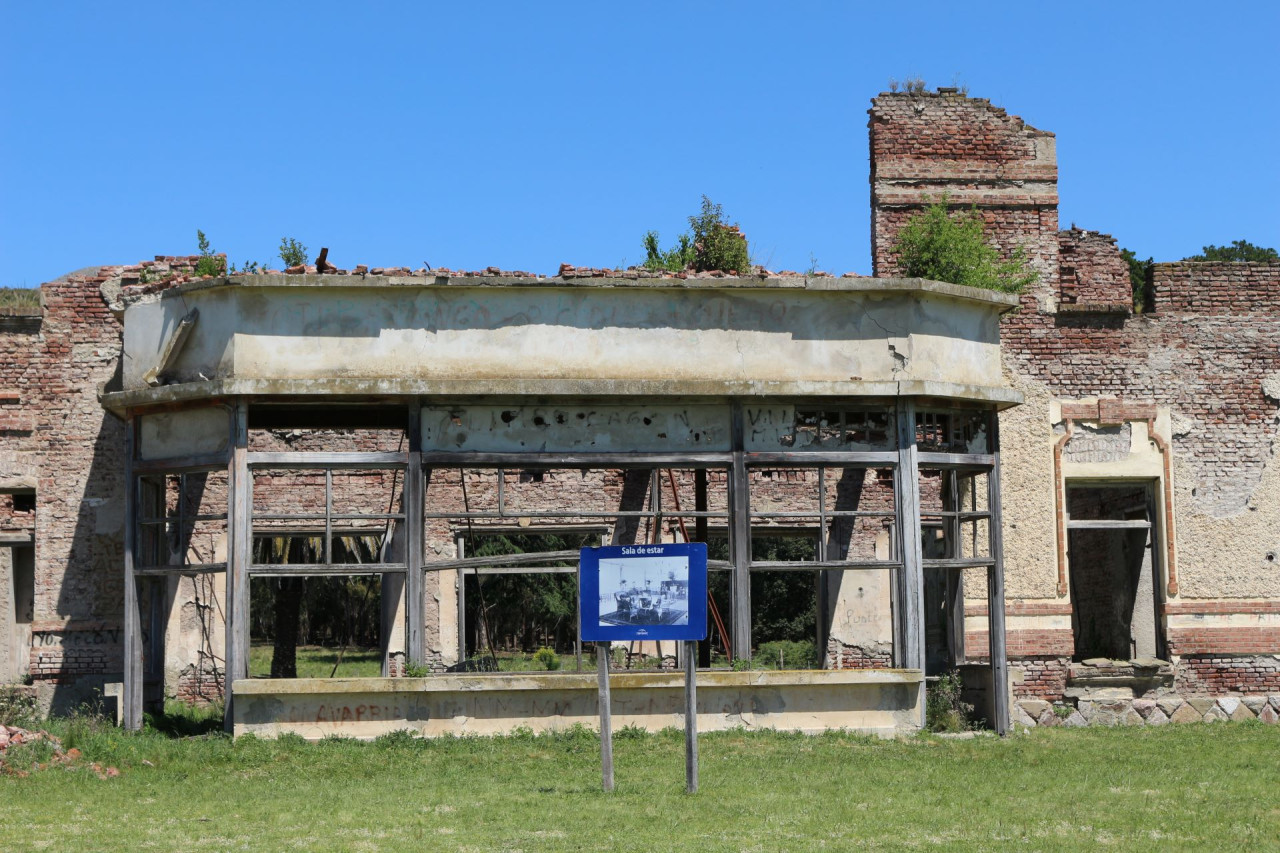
[232,669,924,740]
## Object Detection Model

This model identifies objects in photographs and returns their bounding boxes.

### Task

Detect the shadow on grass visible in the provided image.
[144,700,227,738]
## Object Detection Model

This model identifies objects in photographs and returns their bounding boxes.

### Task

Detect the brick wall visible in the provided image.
[1058,228,1132,307]
[868,90,1060,290]
[870,88,1280,699]
[1175,654,1280,694]
[1151,261,1280,314]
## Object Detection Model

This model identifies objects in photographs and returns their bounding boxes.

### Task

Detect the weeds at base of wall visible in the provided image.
[0,686,40,729]
[925,671,975,733]
[402,662,432,678]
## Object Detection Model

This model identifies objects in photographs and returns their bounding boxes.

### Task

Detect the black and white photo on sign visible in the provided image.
[598,556,690,627]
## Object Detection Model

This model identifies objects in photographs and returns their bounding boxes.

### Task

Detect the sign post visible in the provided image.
[684,638,698,793]
[597,641,613,792]
[580,543,708,794]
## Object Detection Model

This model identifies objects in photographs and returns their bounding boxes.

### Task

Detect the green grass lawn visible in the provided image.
[3,713,1277,852]
[248,643,383,679]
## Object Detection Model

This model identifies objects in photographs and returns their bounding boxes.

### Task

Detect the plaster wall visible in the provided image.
[232,669,924,740]
[121,279,1013,398]
[139,409,229,460]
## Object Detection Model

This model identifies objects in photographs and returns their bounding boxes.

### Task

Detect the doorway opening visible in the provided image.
[1066,482,1164,660]
[4,545,34,682]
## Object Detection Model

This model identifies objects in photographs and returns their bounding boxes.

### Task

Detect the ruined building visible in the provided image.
[2,89,1278,734]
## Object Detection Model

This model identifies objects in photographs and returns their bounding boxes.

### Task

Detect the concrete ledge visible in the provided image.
[232,669,924,740]
[128,274,1022,308]
[102,379,1022,414]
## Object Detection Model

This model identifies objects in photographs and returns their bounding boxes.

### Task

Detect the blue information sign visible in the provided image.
[579,543,708,642]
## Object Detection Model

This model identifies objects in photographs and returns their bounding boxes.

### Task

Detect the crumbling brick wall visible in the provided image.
[869,90,1061,291]
[1,258,207,702]
[871,89,1280,702]
[24,270,129,688]
[1058,228,1132,307]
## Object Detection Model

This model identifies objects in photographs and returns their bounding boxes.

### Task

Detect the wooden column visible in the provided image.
[987,416,1011,735]
[122,416,143,731]
[405,402,425,669]
[224,400,250,734]
[695,470,711,668]
[728,402,752,664]
[893,399,925,725]
[944,471,965,666]
[455,537,467,666]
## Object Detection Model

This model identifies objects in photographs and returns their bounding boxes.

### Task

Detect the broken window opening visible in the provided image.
[137,470,229,572]
[454,529,605,673]
[430,467,732,673]
[921,468,995,676]
[248,535,389,680]
[915,409,991,454]
[1066,482,1164,661]
[788,408,896,450]
[4,545,34,683]
[248,462,408,678]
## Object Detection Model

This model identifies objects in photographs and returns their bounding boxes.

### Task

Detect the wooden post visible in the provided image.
[894,399,925,727]
[456,541,468,666]
[405,402,425,670]
[224,400,250,734]
[122,416,143,730]
[684,639,698,793]
[944,471,965,666]
[597,642,614,792]
[987,417,1011,736]
[694,470,711,668]
[728,402,751,664]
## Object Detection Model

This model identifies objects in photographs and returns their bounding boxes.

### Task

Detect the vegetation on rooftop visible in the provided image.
[0,287,40,315]
[892,197,1037,294]
[193,230,227,278]
[279,237,308,269]
[642,196,752,275]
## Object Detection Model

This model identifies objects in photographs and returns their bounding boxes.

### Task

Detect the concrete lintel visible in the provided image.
[102,378,1022,415]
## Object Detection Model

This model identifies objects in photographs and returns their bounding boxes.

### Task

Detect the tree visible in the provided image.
[1120,248,1152,312]
[194,229,226,277]
[643,196,752,274]
[891,198,1037,293]
[1185,240,1278,262]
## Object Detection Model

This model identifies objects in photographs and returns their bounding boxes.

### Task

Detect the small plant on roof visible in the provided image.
[643,196,752,274]
[279,237,308,269]
[194,230,227,277]
[891,196,1037,294]
[889,76,928,94]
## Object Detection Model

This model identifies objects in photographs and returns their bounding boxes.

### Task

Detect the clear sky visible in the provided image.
[2,2,1277,287]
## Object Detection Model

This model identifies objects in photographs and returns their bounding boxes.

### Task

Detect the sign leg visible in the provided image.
[598,642,614,792]
[685,639,698,793]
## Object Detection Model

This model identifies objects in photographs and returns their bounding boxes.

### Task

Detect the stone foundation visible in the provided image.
[1010,655,1280,726]
[1014,693,1280,727]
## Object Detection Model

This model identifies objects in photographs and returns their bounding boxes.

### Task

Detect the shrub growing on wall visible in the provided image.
[643,196,751,274]
[892,198,1036,293]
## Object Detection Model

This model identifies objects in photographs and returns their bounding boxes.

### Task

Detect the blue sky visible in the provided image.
[2,2,1277,287]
